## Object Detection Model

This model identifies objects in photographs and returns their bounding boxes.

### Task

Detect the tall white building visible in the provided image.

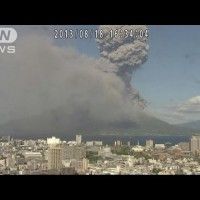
[47,136,61,146]
[76,135,82,145]
[6,155,16,168]
[47,137,62,170]
[114,140,122,146]
[191,136,200,154]
[146,139,154,149]
[47,144,63,170]
[82,158,89,171]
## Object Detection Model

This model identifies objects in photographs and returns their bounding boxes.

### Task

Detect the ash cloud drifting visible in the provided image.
[0,26,149,135]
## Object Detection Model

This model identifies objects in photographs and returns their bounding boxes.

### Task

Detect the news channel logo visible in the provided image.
[0,27,17,54]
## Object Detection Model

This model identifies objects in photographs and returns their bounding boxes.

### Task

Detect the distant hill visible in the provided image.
[122,112,196,136]
[0,108,196,138]
[177,120,200,131]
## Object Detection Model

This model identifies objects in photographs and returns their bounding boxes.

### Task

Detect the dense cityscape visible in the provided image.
[0,134,200,175]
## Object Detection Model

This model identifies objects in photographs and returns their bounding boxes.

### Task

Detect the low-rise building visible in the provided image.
[155,144,165,150]
[23,151,42,160]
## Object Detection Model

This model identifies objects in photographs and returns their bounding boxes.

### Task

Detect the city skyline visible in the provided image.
[0,134,199,175]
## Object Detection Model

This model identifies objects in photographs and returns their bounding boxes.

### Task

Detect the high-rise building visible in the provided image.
[146,139,154,149]
[47,136,61,146]
[114,140,122,146]
[47,144,63,170]
[190,136,200,154]
[76,135,82,145]
[47,136,62,170]
[82,158,89,171]
[6,155,16,168]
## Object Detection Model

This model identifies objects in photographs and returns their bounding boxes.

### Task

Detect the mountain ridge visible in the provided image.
[176,120,200,131]
[0,108,196,137]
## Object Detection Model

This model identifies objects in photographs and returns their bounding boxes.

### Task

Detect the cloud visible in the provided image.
[177,96,200,113]
[145,105,187,124]
[147,98,200,124]
[158,96,200,123]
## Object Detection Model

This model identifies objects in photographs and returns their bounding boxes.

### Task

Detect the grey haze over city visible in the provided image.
[0,25,153,136]
[0,25,198,137]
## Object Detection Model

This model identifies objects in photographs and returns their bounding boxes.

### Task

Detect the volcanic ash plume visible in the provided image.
[0,34,144,134]
[96,25,149,107]
[0,27,150,135]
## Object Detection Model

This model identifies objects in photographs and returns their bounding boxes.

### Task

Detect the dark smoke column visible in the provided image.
[96,25,149,108]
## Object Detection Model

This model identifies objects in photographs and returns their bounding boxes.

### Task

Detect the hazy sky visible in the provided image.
[46,25,200,124]
[3,25,200,124]
[134,25,200,123]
